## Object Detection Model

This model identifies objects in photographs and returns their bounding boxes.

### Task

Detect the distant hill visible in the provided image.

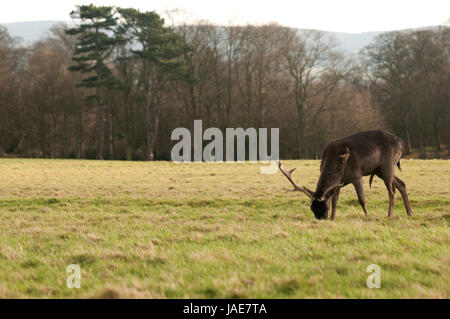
[1,21,69,44]
[332,31,383,53]
[0,20,400,53]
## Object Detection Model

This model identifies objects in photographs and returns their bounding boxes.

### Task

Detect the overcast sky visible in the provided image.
[1,0,448,33]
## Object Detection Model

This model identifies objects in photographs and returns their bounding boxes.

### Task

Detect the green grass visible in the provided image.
[0,159,448,298]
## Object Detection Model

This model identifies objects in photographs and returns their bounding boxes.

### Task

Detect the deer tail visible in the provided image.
[397,160,402,171]
[369,174,375,188]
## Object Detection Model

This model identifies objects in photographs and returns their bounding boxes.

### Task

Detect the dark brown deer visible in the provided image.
[278,130,413,220]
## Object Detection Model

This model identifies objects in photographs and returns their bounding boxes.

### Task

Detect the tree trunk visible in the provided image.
[38,104,45,158]
[145,101,153,161]
[146,99,161,161]
[296,99,306,159]
[124,93,133,161]
[401,111,411,154]
[96,88,104,160]
[111,110,116,160]
[147,117,160,161]
[107,106,114,160]
[297,118,305,159]
[433,120,442,152]
[404,129,412,154]
[63,111,68,158]
[51,115,57,159]
[76,106,83,159]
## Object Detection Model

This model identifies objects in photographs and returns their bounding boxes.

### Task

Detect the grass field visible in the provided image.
[0,159,448,298]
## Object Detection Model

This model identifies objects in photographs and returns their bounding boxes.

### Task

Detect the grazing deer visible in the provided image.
[278,130,413,220]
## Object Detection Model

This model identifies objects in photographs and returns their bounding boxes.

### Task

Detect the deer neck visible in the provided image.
[315,171,340,199]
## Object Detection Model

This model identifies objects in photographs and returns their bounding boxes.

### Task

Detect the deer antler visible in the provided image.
[319,147,350,200]
[278,161,314,198]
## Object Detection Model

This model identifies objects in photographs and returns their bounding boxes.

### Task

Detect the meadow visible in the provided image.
[0,159,448,298]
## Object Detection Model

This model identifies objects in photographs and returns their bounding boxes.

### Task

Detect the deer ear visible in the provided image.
[317,191,333,201]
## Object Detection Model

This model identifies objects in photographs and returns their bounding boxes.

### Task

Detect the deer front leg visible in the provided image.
[353,178,368,216]
[383,179,395,217]
[331,188,340,220]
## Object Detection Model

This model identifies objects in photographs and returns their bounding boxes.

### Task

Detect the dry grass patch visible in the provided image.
[0,159,448,298]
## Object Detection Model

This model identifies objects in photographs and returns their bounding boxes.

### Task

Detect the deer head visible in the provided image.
[278,148,350,220]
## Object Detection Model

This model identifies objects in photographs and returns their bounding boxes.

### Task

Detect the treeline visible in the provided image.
[0,5,448,160]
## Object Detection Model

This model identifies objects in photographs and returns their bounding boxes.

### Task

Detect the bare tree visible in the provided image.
[280,29,353,158]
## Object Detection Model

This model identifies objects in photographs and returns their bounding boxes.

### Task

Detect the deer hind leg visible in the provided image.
[393,176,413,216]
[331,188,340,221]
[353,178,368,216]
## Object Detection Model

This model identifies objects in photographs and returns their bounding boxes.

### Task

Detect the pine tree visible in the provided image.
[117,8,187,160]
[66,5,120,159]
